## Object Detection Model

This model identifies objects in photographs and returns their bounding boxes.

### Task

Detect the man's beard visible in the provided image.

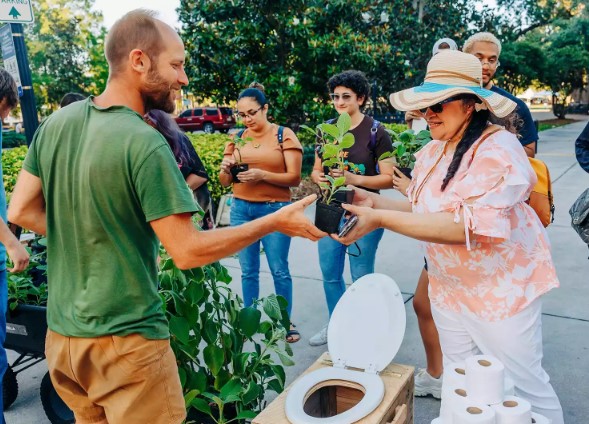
[142,67,176,113]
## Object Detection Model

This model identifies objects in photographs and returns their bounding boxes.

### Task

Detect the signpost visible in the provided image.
[0,0,37,144]
[0,1,34,24]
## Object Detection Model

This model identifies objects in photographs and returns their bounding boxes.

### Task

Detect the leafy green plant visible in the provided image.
[159,256,293,424]
[380,128,431,169]
[7,237,48,310]
[230,134,251,165]
[2,145,28,201]
[302,112,355,205]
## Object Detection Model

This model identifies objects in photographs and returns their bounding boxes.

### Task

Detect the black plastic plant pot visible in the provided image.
[230,163,249,183]
[315,201,345,234]
[332,188,355,205]
[396,167,413,179]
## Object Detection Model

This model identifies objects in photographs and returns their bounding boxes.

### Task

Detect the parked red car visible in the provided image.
[175,107,235,133]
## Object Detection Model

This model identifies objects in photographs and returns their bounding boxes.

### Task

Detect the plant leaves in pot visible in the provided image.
[230,133,250,183]
[380,128,432,178]
[302,112,356,233]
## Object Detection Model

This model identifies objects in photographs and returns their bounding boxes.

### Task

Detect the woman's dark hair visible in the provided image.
[327,70,370,108]
[441,97,490,191]
[144,109,192,167]
[237,81,267,107]
[59,92,86,108]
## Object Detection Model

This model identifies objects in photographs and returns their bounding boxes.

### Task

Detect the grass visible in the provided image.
[538,118,579,132]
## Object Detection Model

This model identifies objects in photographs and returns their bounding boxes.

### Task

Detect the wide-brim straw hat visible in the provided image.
[389,50,516,118]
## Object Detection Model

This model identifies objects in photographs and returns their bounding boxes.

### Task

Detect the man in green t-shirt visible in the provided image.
[8,10,323,424]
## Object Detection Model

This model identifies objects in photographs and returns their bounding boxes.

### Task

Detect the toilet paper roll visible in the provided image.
[531,412,551,424]
[440,385,469,423]
[466,355,504,405]
[491,395,532,423]
[504,375,515,396]
[453,403,496,424]
[444,361,467,390]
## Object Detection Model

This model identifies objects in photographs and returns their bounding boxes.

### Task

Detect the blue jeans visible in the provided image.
[1,269,7,423]
[230,199,294,316]
[318,228,384,316]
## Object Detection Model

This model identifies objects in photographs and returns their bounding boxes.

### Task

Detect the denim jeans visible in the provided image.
[230,198,294,316]
[318,228,384,316]
[1,269,7,423]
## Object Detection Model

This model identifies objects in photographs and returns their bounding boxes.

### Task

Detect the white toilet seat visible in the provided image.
[285,367,385,424]
[285,274,406,424]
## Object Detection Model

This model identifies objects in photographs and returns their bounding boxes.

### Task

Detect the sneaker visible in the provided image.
[308,325,328,346]
[414,368,443,399]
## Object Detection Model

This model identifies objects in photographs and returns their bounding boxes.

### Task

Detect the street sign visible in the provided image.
[0,24,23,96]
[0,1,34,24]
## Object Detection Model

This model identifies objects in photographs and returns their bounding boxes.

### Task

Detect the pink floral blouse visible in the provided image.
[407,129,559,321]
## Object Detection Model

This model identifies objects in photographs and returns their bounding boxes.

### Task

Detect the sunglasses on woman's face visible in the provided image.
[329,93,354,102]
[419,95,464,114]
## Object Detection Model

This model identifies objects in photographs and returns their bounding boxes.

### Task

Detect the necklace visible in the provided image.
[253,143,261,148]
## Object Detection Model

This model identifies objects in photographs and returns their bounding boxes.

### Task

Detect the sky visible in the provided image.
[93,0,180,29]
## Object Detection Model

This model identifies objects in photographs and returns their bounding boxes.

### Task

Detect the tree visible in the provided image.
[25,0,107,113]
[178,0,481,126]
[496,40,545,94]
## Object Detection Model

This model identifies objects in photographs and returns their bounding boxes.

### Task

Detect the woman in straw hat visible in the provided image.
[336,50,563,423]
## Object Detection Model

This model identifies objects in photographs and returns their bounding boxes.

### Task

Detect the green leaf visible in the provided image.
[203,345,224,376]
[322,144,339,158]
[161,258,175,271]
[241,381,261,405]
[190,369,208,394]
[186,280,205,304]
[184,389,200,408]
[333,176,346,187]
[236,410,258,419]
[258,321,272,334]
[267,378,284,394]
[276,350,295,367]
[337,113,352,135]
[204,320,218,345]
[339,132,355,148]
[270,365,286,388]
[220,378,243,400]
[262,295,282,320]
[169,316,190,345]
[319,123,340,139]
[238,307,262,338]
[178,367,187,387]
[233,352,249,375]
[191,397,212,416]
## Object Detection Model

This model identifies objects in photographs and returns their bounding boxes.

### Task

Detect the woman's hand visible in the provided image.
[347,185,375,208]
[220,157,236,175]
[331,203,381,245]
[392,167,411,197]
[237,168,267,183]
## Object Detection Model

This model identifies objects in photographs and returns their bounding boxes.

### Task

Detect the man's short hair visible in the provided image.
[60,92,86,108]
[104,9,164,76]
[0,68,18,109]
[463,32,502,56]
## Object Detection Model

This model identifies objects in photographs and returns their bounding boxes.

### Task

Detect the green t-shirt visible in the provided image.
[23,98,197,339]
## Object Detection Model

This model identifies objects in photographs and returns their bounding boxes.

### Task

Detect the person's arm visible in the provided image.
[0,220,29,272]
[349,185,412,212]
[150,194,325,269]
[234,149,302,187]
[7,169,47,236]
[523,142,536,158]
[185,173,207,190]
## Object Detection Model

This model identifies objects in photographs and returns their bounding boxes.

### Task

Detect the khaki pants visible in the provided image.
[45,330,186,424]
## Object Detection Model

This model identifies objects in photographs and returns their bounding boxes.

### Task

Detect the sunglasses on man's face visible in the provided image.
[419,95,465,114]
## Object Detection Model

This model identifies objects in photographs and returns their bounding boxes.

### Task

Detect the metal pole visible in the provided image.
[10,23,38,146]
[372,80,377,116]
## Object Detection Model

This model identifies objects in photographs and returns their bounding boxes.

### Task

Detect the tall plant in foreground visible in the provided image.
[159,256,293,423]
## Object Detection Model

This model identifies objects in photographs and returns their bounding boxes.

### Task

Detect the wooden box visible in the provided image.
[253,353,414,424]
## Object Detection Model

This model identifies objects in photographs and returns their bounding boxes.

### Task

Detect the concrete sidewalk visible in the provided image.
[5,118,589,423]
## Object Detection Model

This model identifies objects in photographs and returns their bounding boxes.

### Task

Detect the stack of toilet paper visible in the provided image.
[430,355,551,424]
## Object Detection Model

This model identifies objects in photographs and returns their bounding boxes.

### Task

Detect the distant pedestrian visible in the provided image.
[463,32,538,158]
[59,92,86,108]
[575,122,589,173]
[0,67,30,424]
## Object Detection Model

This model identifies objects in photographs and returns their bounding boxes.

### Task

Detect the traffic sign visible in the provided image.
[0,24,23,96]
[0,1,34,24]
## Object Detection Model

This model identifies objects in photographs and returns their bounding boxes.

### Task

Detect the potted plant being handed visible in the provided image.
[303,112,356,234]
[379,128,431,178]
[229,134,250,183]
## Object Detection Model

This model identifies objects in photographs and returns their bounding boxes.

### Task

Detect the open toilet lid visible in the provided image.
[328,273,406,373]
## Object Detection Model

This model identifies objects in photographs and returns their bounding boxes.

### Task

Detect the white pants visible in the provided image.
[431,298,564,424]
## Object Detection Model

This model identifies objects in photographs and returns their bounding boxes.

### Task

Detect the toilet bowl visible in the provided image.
[285,274,406,424]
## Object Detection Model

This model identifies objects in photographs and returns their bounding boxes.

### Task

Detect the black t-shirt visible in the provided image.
[179,133,209,181]
[317,115,393,193]
[489,86,538,147]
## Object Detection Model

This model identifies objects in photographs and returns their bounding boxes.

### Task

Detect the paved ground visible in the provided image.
[5,116,589,423]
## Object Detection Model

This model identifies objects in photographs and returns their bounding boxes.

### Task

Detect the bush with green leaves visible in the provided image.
[159,257,293,423]
[7,237,48,310]
[383,123,408,134]
[2,145,28,201]
[2,131,27,149]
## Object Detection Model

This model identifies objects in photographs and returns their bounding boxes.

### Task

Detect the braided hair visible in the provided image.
[441,98,490,191]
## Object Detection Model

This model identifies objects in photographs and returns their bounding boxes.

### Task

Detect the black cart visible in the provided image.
[4,304,74,424]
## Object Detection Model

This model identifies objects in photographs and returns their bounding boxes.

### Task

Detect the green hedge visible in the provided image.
[2,146,28,200]
[383,123,408,133]
[2,131,27,149]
